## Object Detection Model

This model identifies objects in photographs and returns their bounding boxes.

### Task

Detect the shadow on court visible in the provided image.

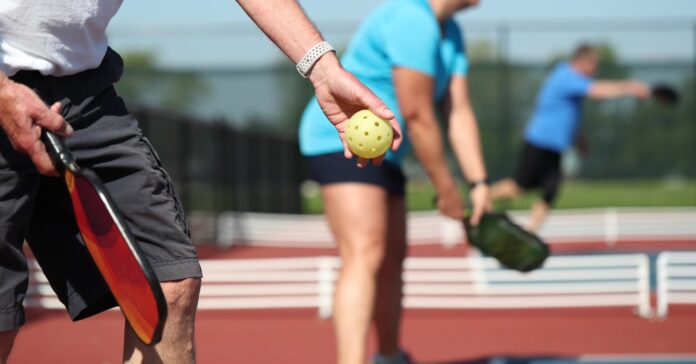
[430,356,696,364]
[431,356,567,364]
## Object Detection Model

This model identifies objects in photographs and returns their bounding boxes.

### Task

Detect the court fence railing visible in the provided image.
[656,251,696,318]
[26,253,658,318]
[190,207,696,248]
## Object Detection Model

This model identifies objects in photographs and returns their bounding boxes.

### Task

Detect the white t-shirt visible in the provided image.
[0,0,123,77]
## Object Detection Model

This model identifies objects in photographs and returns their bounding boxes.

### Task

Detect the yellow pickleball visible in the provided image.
[345,110,393,159]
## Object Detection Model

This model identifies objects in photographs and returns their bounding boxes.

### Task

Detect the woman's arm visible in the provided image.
[442,75,490,224]
[393,67,464,219]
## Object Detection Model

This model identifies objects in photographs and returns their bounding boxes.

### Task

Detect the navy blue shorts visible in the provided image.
[306,152,406,196]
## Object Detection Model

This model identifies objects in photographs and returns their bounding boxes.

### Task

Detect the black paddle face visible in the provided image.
[464,213,549,272]
[652,84,680,105]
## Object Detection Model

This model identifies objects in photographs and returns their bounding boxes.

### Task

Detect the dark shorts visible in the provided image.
[0,49,202,331]
[513,142,562,204]
[306,152,406,196]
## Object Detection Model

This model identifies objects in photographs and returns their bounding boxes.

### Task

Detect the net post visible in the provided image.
[441,217,463,249]
[604,208,618,246]
[317,256,336,319]
[656,252,670,318]
[636,253,652,318]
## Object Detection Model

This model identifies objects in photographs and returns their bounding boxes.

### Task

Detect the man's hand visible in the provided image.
[308,54,402,168]
[468,184,491,226]
[628,81,650,99]
[0,76,73,176]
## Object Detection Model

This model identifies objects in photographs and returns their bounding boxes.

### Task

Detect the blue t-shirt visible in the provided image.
[298,0,469,164]
[524,62,593,153]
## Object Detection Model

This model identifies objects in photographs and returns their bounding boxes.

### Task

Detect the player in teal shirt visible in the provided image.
[299,1,489,363]
[491,44,649,233]
[300,0,468,163]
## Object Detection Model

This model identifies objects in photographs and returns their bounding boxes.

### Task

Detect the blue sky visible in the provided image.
[108,0,696,68]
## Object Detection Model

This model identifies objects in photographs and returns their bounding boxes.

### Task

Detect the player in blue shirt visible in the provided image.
[491,44,649,232]
[299,1,489,363]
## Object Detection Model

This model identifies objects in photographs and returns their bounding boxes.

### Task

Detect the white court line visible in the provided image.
[487,354,696,364]
[579,354,696,363]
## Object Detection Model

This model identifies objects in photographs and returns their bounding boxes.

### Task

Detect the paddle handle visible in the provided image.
[41,130,76,172]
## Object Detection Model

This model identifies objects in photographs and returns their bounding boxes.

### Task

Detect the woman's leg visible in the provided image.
[322,183,390,364]
[374,194,407,357]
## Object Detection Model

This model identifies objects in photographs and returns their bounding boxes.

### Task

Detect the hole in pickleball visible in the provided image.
[374,122,379,127]
[349,137,353,141]
[359,143,363,147]
[354,125,359,130]
[363,116,368,119]
[377,136,382,141]
[364,131,369,136]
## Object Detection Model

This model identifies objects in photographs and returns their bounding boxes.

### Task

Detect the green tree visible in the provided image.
[115,51,209,113]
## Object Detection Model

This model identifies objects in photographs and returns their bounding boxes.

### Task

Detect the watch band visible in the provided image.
[468,178,490,189]
[296,41,335,78]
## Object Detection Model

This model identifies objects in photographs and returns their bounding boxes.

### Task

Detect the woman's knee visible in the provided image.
[340,235,387,272]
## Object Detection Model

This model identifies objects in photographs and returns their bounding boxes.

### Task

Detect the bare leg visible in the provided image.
[123,277,201,364]
[0,329,18,364]
[528,199,550,233]
[490,178,522,201]
[374,195,407,357]
[322,183,390,364]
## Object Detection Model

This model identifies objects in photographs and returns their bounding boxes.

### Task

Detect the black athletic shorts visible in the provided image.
[513,142,562,204]
[306,152,406,196]
[0,49,202,331]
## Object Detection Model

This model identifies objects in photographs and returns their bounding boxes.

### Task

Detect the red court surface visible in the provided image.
[9,306,696,363]
[10,240,696,363]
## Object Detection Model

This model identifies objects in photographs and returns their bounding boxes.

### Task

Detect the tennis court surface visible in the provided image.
[10,210,696,364]
[11,233,696,364]
[10,305,696,363]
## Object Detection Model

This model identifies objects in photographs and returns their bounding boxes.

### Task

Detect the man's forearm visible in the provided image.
[448,108,487,183]
[588,80,646,100]
[235,0,343,86]
[236,0,325,63]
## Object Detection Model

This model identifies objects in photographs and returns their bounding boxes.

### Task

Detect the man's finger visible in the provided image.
[35,102,72,136]
[352,82,395,121]
[356,157,368,168]
[388,119,403,151]
[28,140,58,176]
[339,134,353,159]
[371,155,385,166]
[366,101,395,122]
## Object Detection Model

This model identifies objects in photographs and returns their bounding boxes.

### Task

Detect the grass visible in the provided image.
[301,179,696,214]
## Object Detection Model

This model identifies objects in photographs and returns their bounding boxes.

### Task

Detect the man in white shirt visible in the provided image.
[0,1,402,363]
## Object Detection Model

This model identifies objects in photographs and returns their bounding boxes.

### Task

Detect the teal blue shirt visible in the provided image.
[298,0,469,164]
